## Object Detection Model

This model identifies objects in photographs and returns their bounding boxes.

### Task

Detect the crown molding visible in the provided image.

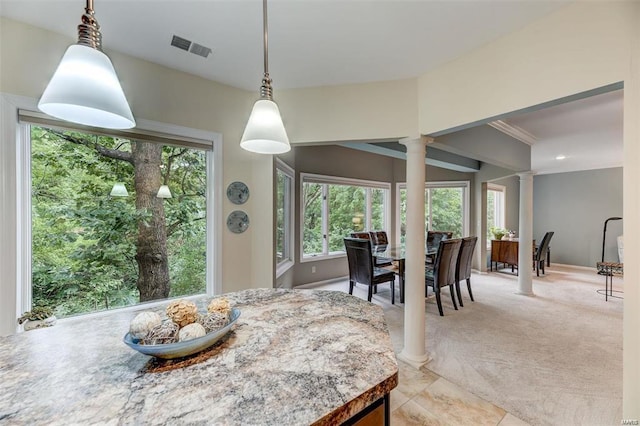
[489,120,537,145]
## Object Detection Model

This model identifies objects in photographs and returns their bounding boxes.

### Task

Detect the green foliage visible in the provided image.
[17,306,54,324]
[30,127,207,317]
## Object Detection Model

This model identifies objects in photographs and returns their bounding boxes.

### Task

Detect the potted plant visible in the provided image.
[490,227,507,241]
[17,306,56,331]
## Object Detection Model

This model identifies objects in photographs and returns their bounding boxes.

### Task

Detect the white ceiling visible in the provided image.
[506,89,623,175]
[1,0,623,175]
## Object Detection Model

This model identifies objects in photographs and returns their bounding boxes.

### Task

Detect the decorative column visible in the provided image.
[398,136,431,368]
[517,171,534,295]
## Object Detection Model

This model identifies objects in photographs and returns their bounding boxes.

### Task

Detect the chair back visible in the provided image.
[427,230,454,250]
[370,231,389,246]
[456,236,477,282]
[433,238,462,289]
[344,238,374,284]
[350,232,371,240]
[535,231,554,262]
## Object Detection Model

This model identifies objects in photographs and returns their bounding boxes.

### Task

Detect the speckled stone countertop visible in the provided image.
[0,289,398,425]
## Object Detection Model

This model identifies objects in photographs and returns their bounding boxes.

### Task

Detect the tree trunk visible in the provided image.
[132,142,170,301]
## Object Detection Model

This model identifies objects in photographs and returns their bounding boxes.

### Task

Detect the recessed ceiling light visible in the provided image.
[555,155,566,160]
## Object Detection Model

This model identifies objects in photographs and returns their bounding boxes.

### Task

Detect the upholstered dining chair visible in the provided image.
[533,231,554,276]
[455,236,478,307]
[349,232,392,267]
[425,238,462,316]
[344,238,396,304]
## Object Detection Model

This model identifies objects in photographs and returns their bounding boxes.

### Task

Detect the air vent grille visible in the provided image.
[190,43,212,58]
[171,35,212,59]
[171,35,191,51]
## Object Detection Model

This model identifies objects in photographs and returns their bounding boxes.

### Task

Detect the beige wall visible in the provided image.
[416,1,639,417]
[2,0,640,415]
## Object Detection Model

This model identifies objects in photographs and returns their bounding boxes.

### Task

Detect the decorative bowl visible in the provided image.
[123,308,241,359]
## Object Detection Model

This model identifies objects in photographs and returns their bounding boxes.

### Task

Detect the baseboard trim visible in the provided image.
[295,276,348,289]
[551,263,598,272]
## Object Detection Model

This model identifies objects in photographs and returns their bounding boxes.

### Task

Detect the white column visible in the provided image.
[398,136,431,368]
[517,172,534,295]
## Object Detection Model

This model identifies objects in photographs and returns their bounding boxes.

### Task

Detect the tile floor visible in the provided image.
[310,279,531,426]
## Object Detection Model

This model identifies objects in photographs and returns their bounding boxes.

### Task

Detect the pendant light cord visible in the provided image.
[260,0,273,100]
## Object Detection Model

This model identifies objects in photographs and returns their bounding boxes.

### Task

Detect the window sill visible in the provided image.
[300,252,346,263]
[276,259,294,278]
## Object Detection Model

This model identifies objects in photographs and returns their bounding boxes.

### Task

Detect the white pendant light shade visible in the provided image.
[240,99,290,154]
[110,182,129,197]
[156,185,172,199]
[39,45,135,129]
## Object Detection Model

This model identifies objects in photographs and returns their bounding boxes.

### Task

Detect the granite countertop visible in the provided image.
[0,288,398,425]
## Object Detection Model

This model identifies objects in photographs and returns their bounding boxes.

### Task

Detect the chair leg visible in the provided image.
[536,261,540,277]
[349,280,354,295]
[435,290,444,316]
[391,279,395,305]
[455,281,464,307]
[449,286,458,310]
[367,285,373,302]
[374,285,378,294]
[466,278,474,302]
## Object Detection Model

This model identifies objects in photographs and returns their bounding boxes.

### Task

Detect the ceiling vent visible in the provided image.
[171,35,212,59]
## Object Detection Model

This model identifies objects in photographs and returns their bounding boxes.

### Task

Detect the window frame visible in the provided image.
[299,173,391,262]
[1,94,223,331]
[487,183,506,248]
[395,180,471,245]
[275,159,295,278]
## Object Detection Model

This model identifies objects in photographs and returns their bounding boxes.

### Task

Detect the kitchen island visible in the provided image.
[0,288,398,425]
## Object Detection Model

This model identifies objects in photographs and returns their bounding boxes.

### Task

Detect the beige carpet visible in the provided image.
[378,264,623,426]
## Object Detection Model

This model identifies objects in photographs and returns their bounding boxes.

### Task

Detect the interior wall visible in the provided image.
[533,168,623,267]
[291,145,473,287]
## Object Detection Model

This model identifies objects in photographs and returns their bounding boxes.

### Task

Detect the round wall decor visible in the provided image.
[226,181,249,205]
[226,210,250,234]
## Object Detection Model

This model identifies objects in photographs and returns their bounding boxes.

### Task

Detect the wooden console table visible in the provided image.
[490,239,519,274]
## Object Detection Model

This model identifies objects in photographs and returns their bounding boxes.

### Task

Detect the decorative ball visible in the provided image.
[143,321,179,345]
[198,312,229,333]
[166,300,199,327]
[207,297,231,317]
[178,323,206,342]
[130,311,162,339]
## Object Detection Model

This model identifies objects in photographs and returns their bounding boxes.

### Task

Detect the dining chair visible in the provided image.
[426,230,453,264]
[425,238,462,316]
[533,231,554,276]
[455,236,478,307]
[344,238,396,304]
[349,232,393,267]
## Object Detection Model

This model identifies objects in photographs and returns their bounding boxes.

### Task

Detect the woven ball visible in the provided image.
[207,297,231,317]
[143,321,179,345]
[130,311,162,340]
[178,323,206,342]
[198,312,229,333]
[166,300,199,327]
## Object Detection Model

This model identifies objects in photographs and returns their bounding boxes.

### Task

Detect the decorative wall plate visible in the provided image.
[227,210,250,233]
[226,181,250,205]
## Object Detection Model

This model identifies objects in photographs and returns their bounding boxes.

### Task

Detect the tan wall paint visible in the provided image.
[278,78,419,143]
[418,2,633,135]
[415,2,638,416]
[0,17,272,294]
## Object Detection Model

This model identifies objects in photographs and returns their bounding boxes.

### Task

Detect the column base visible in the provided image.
[515,291,535,296]
[398,350,431,369]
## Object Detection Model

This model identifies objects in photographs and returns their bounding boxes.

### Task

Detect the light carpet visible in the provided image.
[320,265,623,425]
[390,265,623,425]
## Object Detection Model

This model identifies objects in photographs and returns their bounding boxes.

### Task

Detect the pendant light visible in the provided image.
[38,0,135,130]
[156,185,173,199]
[110,182,129,197]
[240,0,291,154]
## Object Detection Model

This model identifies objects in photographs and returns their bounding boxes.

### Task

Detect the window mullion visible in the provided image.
[322,184,329,255]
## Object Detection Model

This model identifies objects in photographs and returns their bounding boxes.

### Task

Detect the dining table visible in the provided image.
[373,244,438,303]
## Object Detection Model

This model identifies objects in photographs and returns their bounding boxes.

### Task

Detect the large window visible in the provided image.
[24,119,214,318]
[301,174,390,260]
[276,159,294,276]
[397,181,470,245]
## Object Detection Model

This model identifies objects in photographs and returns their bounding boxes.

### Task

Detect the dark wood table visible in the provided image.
[373,245,437,303]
